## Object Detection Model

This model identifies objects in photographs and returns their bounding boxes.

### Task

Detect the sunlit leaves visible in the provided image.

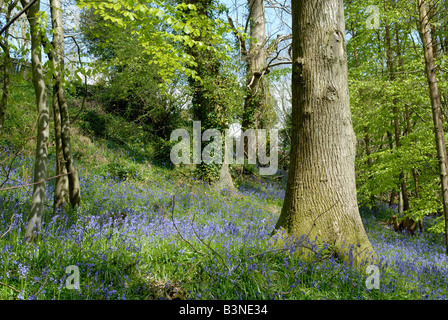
[347,0,448,234]
[77,0,232,89]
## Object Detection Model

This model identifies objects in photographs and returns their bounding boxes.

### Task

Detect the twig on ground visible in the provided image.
[0,170,74,192]
[33,272,49,298]
[170,195,205,256]
[188,204,230,272]
[0,281,20,293]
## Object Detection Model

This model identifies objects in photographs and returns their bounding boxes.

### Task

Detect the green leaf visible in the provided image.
[184,25,192,35]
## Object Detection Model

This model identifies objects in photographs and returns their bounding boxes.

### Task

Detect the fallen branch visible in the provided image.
[189,205,230,272]
[0,170,74,192]
[170,195,205,256]
[33,272,49,298]
[0,281,20,293]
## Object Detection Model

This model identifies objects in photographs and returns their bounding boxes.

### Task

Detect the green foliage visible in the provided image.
[77,0,233,86]
[80,110,107,138]
[148,135,177,165]
[105,161,140,181]
[78,0,244,181]
[346,0,448,235]
[80,8,189,140]
[0,77,36,149]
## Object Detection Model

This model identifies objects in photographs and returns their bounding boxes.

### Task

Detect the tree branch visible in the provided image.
[0,0,38,36]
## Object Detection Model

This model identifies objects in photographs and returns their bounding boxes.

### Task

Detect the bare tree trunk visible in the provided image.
[429,0,438,60]
[0,3,13,138]
[274,0,375,265]
[405,88,424,233]
[50,0,69,210]
[23,0,49,242]
[385,17,410,212]
[242,0,267,132]
[351,24,377,213]
[183,0,236,190]
[50,0,80,208]
[239,0,267,163]
[0,43,10,139]
[364,128,377,213]
[52,86,68,209]
[418,0,448,253]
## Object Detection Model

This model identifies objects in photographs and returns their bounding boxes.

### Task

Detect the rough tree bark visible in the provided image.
[273,0,375,265]
[22,0,49,242]
[418,0,448,253]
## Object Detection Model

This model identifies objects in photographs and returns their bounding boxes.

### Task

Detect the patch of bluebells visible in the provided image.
[360,207,448,299]
[1,151,448,299]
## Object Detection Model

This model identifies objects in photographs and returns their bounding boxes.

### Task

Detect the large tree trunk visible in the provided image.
[418,0,448,253]
[273,0,375,265]
[50,0,80,208]
[23,0,50,242]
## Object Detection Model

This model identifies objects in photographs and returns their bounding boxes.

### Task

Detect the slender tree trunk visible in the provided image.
[50,0,80,208]
[351,25,377,213]
[0,5,13,138]
[48,3,68,209]
[184,0,235,190]
[445,5,448,54]
[386,130,397,207]
[395,25,411,213]
[418,0,448,253]
[274,0,375,265]
[0,43,10,139]
[404,90,424,233]
[364,128,377,213]
[385,17,410,212]
[240,0,267,163]
[429,0,438,60]
[52,86,68,209]
[23,0,50,242]
[242,0,267,132]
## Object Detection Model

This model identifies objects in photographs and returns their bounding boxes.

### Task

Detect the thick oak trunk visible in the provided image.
[274,0,375,265]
